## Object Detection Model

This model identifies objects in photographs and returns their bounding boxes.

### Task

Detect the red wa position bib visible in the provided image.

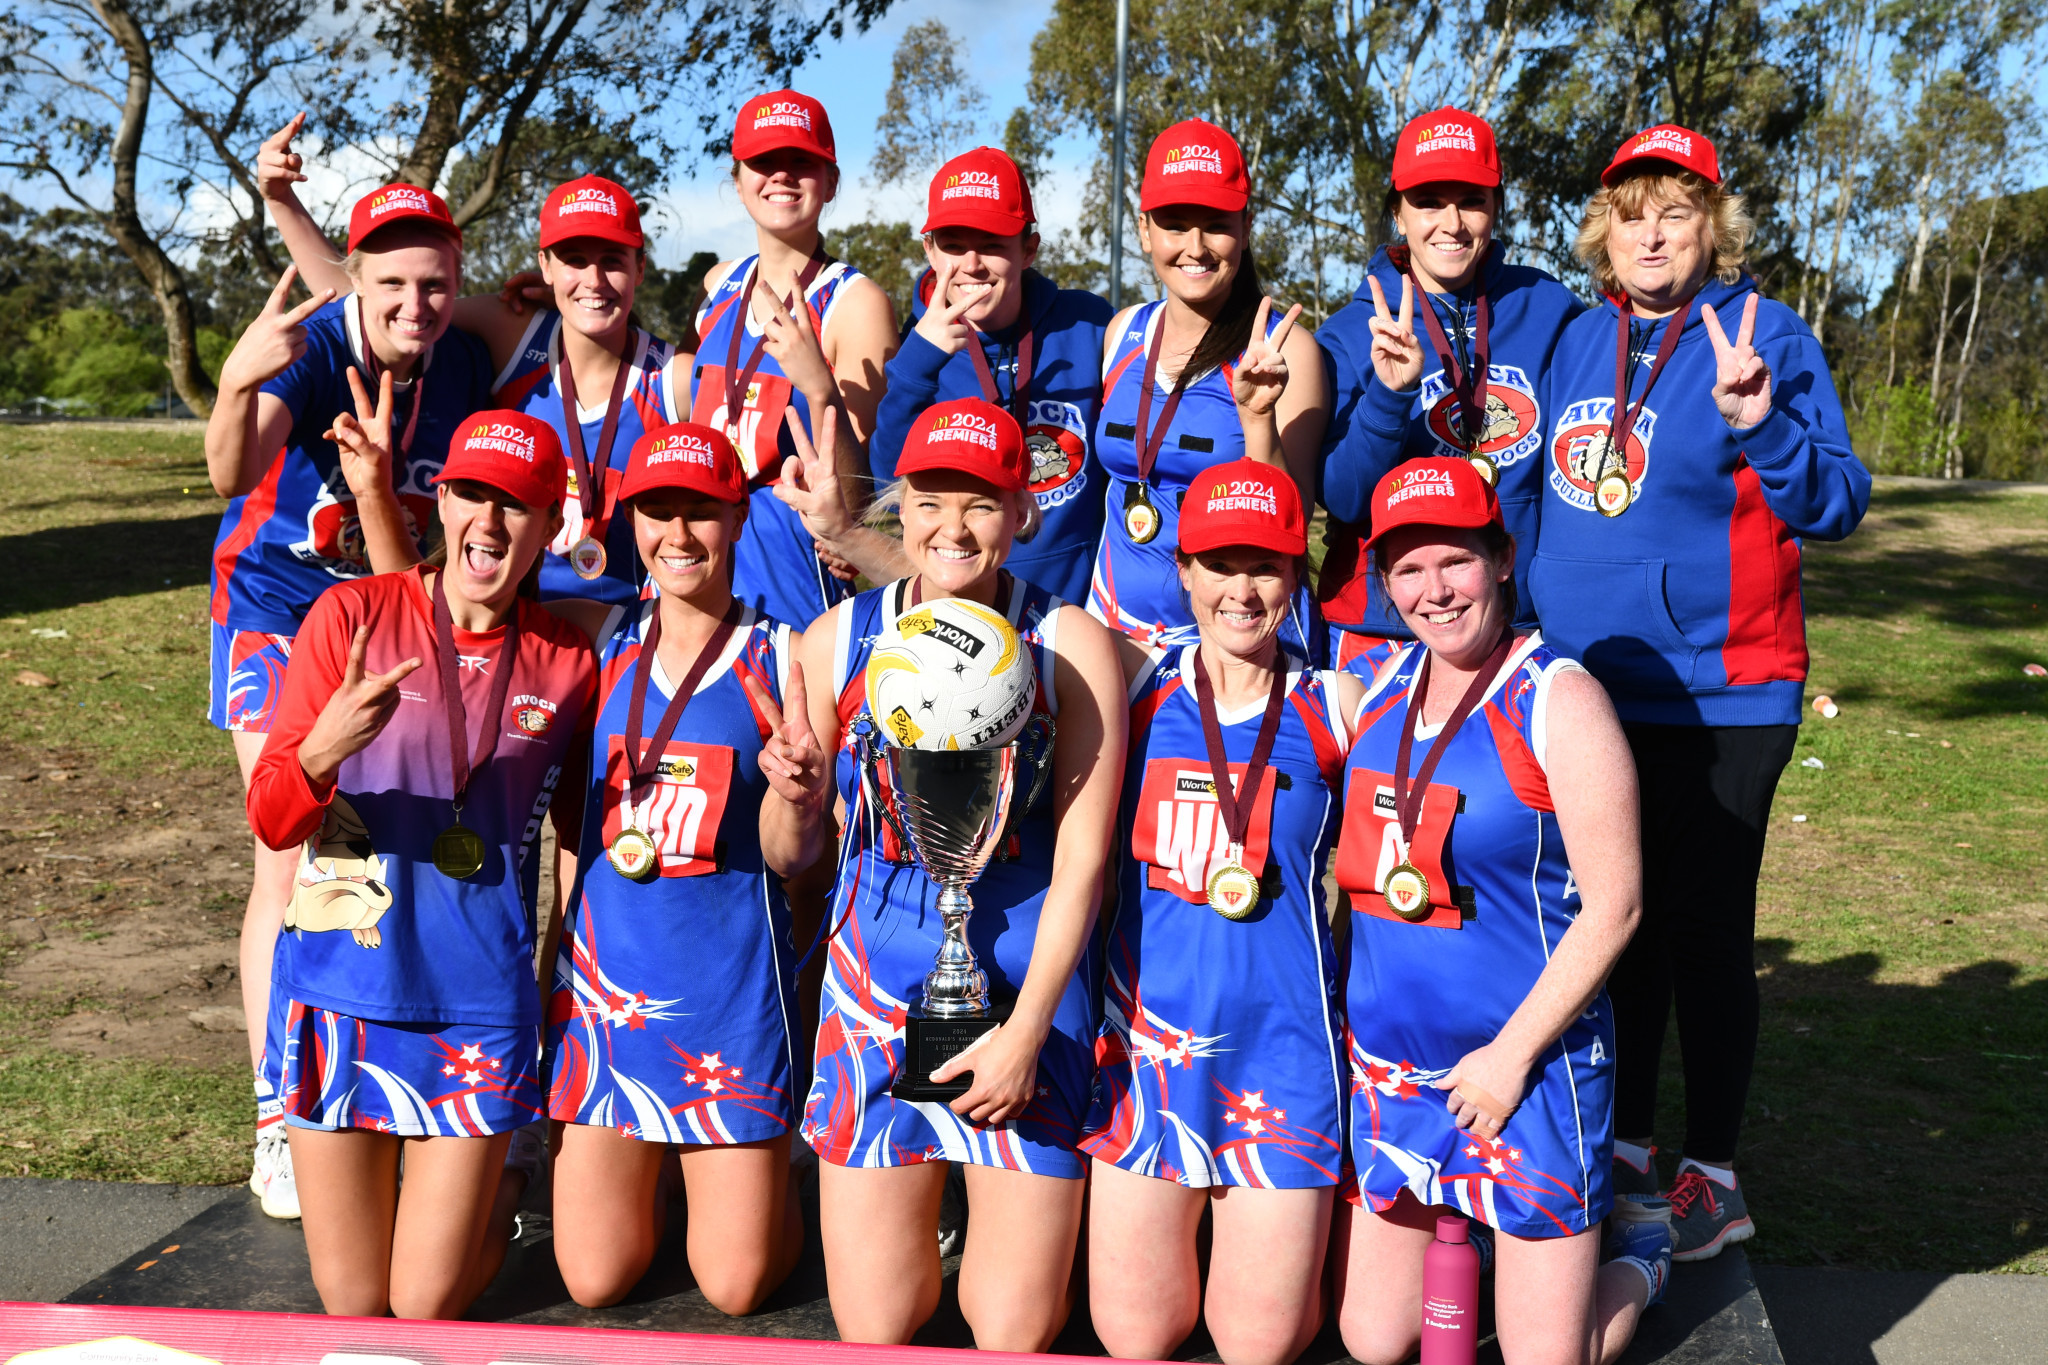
[602,738,734,878]
[1334,767,1463,929]
[689,365,795,484]
[1131,758,1279,906]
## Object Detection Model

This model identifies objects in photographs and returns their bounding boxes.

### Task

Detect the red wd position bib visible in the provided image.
[1131,758,1279,907]
[1334,768,1463,929]
[603,738,734,877]
[689,369,795,483]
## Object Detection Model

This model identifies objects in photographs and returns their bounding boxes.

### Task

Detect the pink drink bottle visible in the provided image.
[1421,1214,1481,1365]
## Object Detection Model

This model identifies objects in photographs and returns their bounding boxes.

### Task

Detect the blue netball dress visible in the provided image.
[690,255,867,628]
[492,317,686,610]
[1338,635,1614,1238]
[802,576,1096,1178]
[1088,301,1319,658]
[1081,646,1348,1189]
[544,601,800,1145]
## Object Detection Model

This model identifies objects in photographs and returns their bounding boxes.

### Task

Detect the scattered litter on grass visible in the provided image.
[1802,757,1826,769]
[12,670,54,688]
[1,617,24,626]
[1812,694,1840,717]
[1940,740,1953,748]
[1887,729,1900,734]
[28,628,67,640]
[2025,663,2047,677]
[1907,732,1922,738]
[1792,814,1809,823]
[1955,842,1973,848]
[1985,1051,2043,1061]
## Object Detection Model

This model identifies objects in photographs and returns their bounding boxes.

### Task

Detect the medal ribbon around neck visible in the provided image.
[1391,630,1515,855]
[724,254,829,430]
[1407,269,1492,452]
[964,324,1037,430]
[554,328,637,551]
[1609,296,1691,449]
[1191,649,1288,870]
[431,569,521,817]
[355,296,425,477]
[1131,305,1203,483]
[621,599,744,805]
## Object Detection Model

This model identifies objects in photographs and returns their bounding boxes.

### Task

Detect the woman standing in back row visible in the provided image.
[1530,125,1867,1262]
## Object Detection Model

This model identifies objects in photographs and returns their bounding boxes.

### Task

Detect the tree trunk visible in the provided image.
[1943,200,1998,480]
[92,0,214,417]
[396,57,469,191]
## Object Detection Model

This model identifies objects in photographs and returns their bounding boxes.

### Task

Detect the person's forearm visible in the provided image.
[205,379,270,498]
[1240,408,1281,467]
[759,789,825,878]
[1491,900,1638,1068]
[354,486,422,574]
[267,189,350,299]
[820,523,910,582]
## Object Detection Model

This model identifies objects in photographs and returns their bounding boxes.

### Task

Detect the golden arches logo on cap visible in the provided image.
[757,104,771,118]
[471,423,488,438]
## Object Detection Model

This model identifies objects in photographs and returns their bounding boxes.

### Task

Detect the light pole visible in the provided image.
[1108,0,1131,310]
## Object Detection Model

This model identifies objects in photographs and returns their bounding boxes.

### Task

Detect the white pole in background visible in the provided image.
[1108,0,1131,310]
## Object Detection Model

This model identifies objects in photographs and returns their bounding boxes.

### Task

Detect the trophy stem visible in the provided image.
[921,881,990,1018]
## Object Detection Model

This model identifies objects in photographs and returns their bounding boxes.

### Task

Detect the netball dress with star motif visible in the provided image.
[544,601,800,1144]
[1080,645,1348,1189]
[1088,301,1318,657]
[246,568,596,1135]
[491,315,687,610]
[803,576,1097,1178]
[688,255,870,628]
[1340,634,1614,1238]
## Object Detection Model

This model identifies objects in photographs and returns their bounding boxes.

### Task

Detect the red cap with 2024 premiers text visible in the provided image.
[1390,108,1501,191]
[922,147,1036,238]
[733,89,836,164]
[346,184,462,254]
[618,423,746,505]
[435,409,568,510]
[1602,123,1721,186]
[895,398,1029,492]
[1141,119,1251,213]
[1177,459,1307,556]
[1363,457,1503,550]
[538,175,644,250]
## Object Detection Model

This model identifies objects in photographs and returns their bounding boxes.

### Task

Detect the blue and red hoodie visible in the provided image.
[869,267,1113,604]
[1317,243,1582,644]
[1530,275,1869,727]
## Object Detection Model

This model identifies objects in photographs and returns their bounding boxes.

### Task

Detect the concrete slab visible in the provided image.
[0,1179,237,1305]
[1755,1265,2048,1365]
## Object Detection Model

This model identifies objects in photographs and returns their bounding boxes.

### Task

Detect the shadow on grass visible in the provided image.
[1661,938,2048,1276]
[0,515,220,615]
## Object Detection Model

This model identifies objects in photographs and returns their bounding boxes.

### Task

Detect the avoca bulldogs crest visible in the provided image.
[1420,363,1541,466]
[1549,397,1658,514]
[1024,397,1089,507]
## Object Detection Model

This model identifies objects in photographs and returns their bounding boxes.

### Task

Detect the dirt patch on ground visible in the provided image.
[0,738,251,1068]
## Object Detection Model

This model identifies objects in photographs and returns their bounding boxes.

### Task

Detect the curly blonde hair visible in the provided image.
[1574,170,1752,297]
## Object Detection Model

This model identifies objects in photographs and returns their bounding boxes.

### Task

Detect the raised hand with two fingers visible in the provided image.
[1365,274,1425,392]
[774,404,857,548]
[747,660,831,812]
[912,261,978,356]
[1703,293,1773,429]
[1230,295,1306,417]
[219,265,336,392]
[756,269,837,400]
[328,367,397,500]
[299,626,424,787]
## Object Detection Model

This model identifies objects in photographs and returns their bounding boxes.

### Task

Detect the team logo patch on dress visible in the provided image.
[1548,397,1656,514]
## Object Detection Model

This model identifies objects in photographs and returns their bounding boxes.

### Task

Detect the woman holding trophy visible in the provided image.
[778,396,1127,1350]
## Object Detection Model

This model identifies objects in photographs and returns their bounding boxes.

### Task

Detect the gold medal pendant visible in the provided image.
[568,535,608,580]
[433,823,487,880]
[1467,451,1499,487]
[1594,471,1634,517]
[1123,487,1161,545]
[1382,861,1432,921]
[608,827,661,881]
[1207,862,1261,920]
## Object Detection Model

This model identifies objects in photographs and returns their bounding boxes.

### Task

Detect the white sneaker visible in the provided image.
[255,1127,301,1220]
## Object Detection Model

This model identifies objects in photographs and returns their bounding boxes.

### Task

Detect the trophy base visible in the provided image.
[892,1005,1010,1102]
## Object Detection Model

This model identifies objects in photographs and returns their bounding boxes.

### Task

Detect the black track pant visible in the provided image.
[1609,722,1797,1163]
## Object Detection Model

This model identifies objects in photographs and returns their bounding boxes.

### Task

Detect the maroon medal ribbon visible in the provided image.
[964,326,1037,429]
[1131,310,1201,482]
[621,600,744,800]
[723,255,829,429]
[555,333,636,546]
[1609,297,1691,448]
[1191,652,1288,860]
[1391,631,1514,849]
[1408,271,1491,451]
[431,570,521,812]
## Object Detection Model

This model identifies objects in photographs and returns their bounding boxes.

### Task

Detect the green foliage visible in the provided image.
[825,220,925,323]
[1855,382,1942,476]
[40,310,167,417]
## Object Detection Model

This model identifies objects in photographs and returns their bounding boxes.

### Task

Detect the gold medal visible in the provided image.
[568,535,607,579]
[1594,470,1634,517]
[608,827,660,881]
[1382,861,1432,921]
[433,823,486,880]
[1467,451,1499,486]
[1123,484,1161,544]
[1207,861,1261,920]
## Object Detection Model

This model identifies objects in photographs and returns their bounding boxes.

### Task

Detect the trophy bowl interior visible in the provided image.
[877,744,1019,885]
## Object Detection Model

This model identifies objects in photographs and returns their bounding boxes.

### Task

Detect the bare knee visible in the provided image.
[1339,1305,1420,1365]
[696,1253,778,1317]
[1093,1304,1197,1362]
[313,1282,389,1319]
[965,1299,1068,1355]
[388,1278,472,1320]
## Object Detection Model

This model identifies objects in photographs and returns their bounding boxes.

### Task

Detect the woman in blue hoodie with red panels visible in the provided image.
[1316,108,1583,680]
[1531,125,1868,1264]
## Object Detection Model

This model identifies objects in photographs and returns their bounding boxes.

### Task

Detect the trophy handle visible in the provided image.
[851,718,912,852]
[997,713,1057,848]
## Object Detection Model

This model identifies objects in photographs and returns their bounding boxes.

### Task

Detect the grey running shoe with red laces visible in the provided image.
[1667,1164,1754,1262]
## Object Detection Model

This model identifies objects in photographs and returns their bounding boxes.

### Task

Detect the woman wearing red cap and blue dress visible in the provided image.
[542,420,829,1313]
[852,147,1115,605]
[1089,119,1327,660]
[1082,450,1360,1365]
[244,410,596,1319]
[1316,107,1583,682]
[687,89,901,621]
[211,169,496,1219]
[781,397,1127,1351]
[1330,455,1668,1365]
[1532,125,1867,1262]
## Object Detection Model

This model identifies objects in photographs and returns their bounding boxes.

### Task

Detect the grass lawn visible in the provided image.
[1,423,2044,1274]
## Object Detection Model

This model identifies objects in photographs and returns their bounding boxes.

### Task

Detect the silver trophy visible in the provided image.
[854,714,1055,1101]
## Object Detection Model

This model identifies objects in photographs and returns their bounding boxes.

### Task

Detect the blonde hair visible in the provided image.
[341,226,464,285]
[865,475,1041,544]
[1574,170,1752,297]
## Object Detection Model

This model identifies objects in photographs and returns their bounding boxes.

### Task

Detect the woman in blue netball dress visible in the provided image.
[778,398,1126,1351]
[543,420,829,1313]
[1083,459,1361,1365]
[1089,119,1326,658]
[1329,457,1667,1365]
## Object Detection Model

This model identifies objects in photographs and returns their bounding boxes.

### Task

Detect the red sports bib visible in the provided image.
[601,738,734,878]
[1334,766,1463,929]
[1130,758,1279,906]
[690,363,795,484]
